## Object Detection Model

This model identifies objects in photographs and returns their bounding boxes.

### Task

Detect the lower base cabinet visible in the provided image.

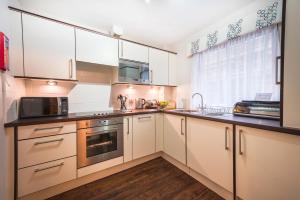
[132,114,156,159]
[123,116,133,162]
[236,126,300,200]
[187,118,233,192]
[163,114,186,164]
[18,156,77,197]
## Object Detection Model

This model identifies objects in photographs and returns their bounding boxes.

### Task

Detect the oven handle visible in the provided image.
[88,141,113,148]
[86,129,119,136]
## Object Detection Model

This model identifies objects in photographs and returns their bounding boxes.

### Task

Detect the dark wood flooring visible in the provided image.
[48,158,224,200]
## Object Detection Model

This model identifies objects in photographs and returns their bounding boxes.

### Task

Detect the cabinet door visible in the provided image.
[9,11,24,76]
[155,113,164,152]
[283,0,300,129]
[236,126,300,200]
[23,14,76,80]
[119,40,148,63]
[163,114,186,164]
[76,29,118,66]
[187,118,233,192]
[123,116,133,163]
[149,48,169,85]
[168,53,177,86]
[132,114,155,159]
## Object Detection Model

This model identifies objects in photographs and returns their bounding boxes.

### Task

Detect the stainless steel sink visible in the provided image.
[172,109,227,116]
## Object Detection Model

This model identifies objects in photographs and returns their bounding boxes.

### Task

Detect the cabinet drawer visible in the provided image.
[18,122,76,140]
[18,133,76,169]
[18,156,77,197]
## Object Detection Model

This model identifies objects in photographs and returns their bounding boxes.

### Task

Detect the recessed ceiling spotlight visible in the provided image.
[145,0,151,4]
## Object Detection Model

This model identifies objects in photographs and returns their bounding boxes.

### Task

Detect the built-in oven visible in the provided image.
[118,58,150,84]
[77,117,123,168]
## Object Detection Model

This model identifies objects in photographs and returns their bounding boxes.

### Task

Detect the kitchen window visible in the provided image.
[191,25,281,108]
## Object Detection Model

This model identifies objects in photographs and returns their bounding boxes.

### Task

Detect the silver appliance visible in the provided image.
[77,117,123,168]
[136,98,146,109]
[233,101,280,120]
[118,59,150,84]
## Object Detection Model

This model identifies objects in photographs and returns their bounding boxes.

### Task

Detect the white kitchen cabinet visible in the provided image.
[155,113,164,152]
[18,156,76,197]
[168,53,177,86]
[22,14,76,80]
[123,116,133,163]
[76,29,118,66]
[119,40,149,63]
[236,126,300,200]
[8,11,23,76]
[149,48,169,85]
[283,0,300,129]
[187,118,233,192]
[18,133,76,169]
[163,114,186,164]
[132,114,155,159]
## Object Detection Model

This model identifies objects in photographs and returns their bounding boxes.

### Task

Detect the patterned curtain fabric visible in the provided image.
[189,0,282,56]
[191,25,280,108]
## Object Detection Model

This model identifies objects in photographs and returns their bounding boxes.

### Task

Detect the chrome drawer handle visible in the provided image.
[34,126,63,132]
[34,138,64,145]
[34,162,64,173]
[239,129,243,155]
[138,116,152,120]
[181,118,184,135]
[225,127,229,150]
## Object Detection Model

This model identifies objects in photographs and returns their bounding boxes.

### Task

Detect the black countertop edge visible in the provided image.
[4,110,160,128]
[4,109,300,136]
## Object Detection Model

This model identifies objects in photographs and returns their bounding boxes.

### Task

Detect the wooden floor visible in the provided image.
[48,158,224,200]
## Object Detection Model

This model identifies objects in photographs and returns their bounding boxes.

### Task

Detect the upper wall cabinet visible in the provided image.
[149,48,169,85]
[76,29,118,66]
[8,11,24,77]
[119,40,149,63]
[22,14,76,80]
[168,53,177,86]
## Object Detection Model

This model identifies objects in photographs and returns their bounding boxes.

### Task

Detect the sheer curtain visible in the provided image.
[191,25,281,109]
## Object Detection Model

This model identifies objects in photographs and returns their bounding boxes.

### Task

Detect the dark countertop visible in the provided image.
[4,109,160,127]
[4,109,300,136]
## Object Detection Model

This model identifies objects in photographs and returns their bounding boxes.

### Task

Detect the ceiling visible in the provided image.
[16,0,254,48]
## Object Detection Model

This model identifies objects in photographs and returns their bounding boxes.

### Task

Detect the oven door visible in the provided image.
[77,124,123,168]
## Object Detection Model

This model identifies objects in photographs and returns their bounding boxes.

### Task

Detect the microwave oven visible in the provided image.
[19,97,69,119]
[118,59,150,84]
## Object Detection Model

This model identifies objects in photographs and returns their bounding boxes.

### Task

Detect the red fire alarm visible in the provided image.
[0,32,9,71]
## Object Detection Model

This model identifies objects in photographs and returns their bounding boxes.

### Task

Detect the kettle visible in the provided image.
[136,98,146,109]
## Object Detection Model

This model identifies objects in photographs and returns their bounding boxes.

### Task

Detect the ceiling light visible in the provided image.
[145,0,151,4]
[47,80,58,86]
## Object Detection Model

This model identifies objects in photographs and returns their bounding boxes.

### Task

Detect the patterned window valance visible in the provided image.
[188,0,282,56]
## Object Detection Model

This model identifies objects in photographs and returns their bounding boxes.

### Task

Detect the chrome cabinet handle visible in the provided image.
[34,126,63,132]
[127,118,130,135]
[34,162,64,173]
[34,138,64,145]
[239,129,243,155]
[181,118,184,135]
[138,116,151,120]
[69,59,73,78]
[225,127,229,150]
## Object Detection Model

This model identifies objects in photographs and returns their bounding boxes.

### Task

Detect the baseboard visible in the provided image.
[19,152,162,200]
[161,153,233,200]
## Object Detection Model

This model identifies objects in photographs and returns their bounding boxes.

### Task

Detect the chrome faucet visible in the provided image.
[192,93,204,110]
